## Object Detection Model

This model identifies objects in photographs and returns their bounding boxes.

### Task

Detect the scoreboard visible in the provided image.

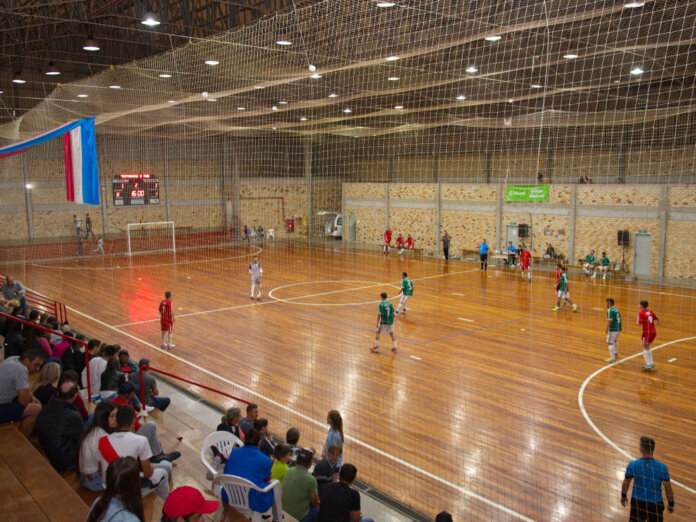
[113,173,159,206]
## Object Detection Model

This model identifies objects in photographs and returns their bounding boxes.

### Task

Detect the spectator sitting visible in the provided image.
[130,358,170,412]
[543,243,556,259]
[217,407,244,440]
[323,410,344,471]
[271,443,292,484]
[47,319,63,345]
[23,326,51,358]
[99,405,171,499]
[3,318,24,358]
[254,418,275,457]
[435,511,453,522]
[118,349,138,376]
[51,333,72,360]
[313,443,342,497]
[221,427,274,514]
[0,348,44,437]
[317,463,374,522]
[282,448,320,522]
[405,234,414,250]
[86,457,144,522]
[111,381,180,464]
[39,312,50,327]
[238,402,258,438]
[62,334,88,375]
[58,370,89,422]
[34,381,85,470]
[31,361,62,406]
[28,309,40,324]
[83,343,117,397]
[506,241,517,266]
[578,173,593,184]
[101,358,127,399]
[161,486,219,522]
[395,233,405,254]
[286,427,301,466]
[78,401,116,491]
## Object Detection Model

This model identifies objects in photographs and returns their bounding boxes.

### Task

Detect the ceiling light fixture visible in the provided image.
[12,71,26,84]
[343,108,352,113]
[142,9,161,26]
[272,105,278,111]
[624,2,646,8]
[201,92,209,98]
[300,117,308,121]
[388,76,400,81]
[465,65,478,73]
[77,94,88,98]
[109,85,121,89]
[45,61,61,76]
[237,107,246,110]
[254,85,265,89]
[279,100,288,104]
[83,35,100,51]
[630,66,644,75]
[205,60,219,66]
[456,95,466,100]
[159,73,172,78]
[25,183,33,189]
[484,35,502,42]
[563,53,579,59]
[168,100,175,103]
[508,98,514,103]
[328,93,338,98]
[308,64,317,71]
[310,73,322,79]
[385,55,400,61]
[276,38,292,46]
[394,105,404,109]
[207,98,217,102]
[531,84,543,89]
[376,1,396,6]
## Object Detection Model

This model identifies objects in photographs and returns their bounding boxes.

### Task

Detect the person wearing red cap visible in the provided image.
[161,486,219,522]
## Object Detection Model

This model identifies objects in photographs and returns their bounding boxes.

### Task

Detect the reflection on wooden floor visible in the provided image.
[9,242,696,521]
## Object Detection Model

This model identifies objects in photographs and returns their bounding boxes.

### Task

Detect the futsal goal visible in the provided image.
[126,221,176,257]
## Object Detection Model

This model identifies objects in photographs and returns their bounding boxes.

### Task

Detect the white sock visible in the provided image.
[168,332,173,345]
[609,345,617,359]
[251,283,256,297]
[392,339,397,348]
[643,349,653,365]
[161,332,166,345]
[374,339,379,348]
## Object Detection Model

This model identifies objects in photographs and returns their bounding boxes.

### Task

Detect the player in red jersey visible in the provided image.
[554,263,563,291]
[159,291,175,350]
[519,245,532,282]
[384,228,392,253]
[637,300,659,370]
[396,233,405,254]
[405,234,414,250]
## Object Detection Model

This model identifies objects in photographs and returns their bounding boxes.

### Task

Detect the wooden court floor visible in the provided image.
[6,241,696,521]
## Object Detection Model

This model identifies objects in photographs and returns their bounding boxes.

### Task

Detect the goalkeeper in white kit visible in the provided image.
[249,256,263,301]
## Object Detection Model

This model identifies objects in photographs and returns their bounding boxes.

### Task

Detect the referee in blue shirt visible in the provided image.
[621,436,674,521]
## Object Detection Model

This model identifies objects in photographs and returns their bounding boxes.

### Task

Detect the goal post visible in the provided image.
[126,221,176,257]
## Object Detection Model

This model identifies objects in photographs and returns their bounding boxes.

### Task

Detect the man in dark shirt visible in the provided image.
[313,443,342,497]
[317,463,373,522]
[35,382,84,470]
[238,402,258,437]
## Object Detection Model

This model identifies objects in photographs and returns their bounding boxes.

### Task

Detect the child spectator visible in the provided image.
[271,443,292,484]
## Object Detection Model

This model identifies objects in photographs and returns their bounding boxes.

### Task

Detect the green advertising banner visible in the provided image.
[505,185,549,202]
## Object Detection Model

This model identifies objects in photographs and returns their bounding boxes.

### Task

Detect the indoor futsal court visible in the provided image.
[1,1,695,521]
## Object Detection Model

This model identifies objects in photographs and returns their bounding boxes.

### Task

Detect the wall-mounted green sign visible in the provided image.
[505,185,549,202]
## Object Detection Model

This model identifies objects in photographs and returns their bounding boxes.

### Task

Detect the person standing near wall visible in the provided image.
[441,230,451,260]
[159,291,175,350]
[479,238,489,271]
[85,213,95,240]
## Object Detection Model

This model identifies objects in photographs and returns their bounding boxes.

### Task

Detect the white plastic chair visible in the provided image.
[267,228,275,240]
[200,431,243,478]
[213,474,283,522]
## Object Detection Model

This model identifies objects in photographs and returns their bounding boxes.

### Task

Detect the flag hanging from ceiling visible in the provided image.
[0,118,100,205]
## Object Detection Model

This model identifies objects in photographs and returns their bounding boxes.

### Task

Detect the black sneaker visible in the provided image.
[151,451,181,463]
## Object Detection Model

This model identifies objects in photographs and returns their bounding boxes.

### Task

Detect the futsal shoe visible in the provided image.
[161,343,167,349]
[395,310,399,315]
[168,344,175,350]
[572,304,578,312]
[391,347,397,353]
[370,347,379,353]
[552,306,560,311]
[642,363,655,371]
[605,357,617,363]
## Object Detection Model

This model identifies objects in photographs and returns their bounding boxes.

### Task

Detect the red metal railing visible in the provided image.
[138,364,250,410]
[0,312,91,395]
[0,276,68,324]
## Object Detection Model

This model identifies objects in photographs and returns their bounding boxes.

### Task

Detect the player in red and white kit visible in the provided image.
[519,245,532,282]
[384,228,392,253]
[160,290,175,350]
[637,300,659,371]
[396,233,405,254]
[405,234,414,251]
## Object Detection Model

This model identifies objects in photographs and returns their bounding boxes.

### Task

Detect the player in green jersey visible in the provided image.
[552,266,578,312]
[605,297,622,362]
[372,292,396,353]
[583,249,597,276]
[395,272,413,316]
[593,252,611,279]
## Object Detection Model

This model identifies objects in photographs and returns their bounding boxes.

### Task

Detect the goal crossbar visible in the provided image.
[126,221,176,256]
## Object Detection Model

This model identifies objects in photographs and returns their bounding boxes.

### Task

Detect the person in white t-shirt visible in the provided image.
[99,405,171,499]
[82,344,118,397]
[78,401,117,491]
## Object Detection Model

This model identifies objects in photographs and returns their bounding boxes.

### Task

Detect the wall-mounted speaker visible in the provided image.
[518,224,529,238]
[618,230,630,246]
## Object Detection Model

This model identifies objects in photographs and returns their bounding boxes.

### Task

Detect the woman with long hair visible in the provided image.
[323,409,344,470]
[86,457,144,522]
[100,357,126,399]
[77,400,117,491]
[31,361,62,406]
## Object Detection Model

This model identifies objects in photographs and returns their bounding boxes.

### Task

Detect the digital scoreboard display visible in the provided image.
[113,173,159,206]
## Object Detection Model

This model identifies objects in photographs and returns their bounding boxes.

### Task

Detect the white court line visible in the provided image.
[458,317,474,322]
[452,292,467,296]
[116,269,478,326]
[668,358,677,363]
[409,355,422,360]
[578,336,696,496]
[67,302,533,521]
[592,307,604,311]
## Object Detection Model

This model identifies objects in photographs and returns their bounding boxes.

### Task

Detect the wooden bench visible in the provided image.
[0,424,89,521]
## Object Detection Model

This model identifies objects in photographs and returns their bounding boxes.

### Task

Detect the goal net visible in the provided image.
[126,221,176,257]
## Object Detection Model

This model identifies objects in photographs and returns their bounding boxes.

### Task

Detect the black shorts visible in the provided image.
[629,498,664,522]
[0,399,25,423]
[480,253,488,262]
